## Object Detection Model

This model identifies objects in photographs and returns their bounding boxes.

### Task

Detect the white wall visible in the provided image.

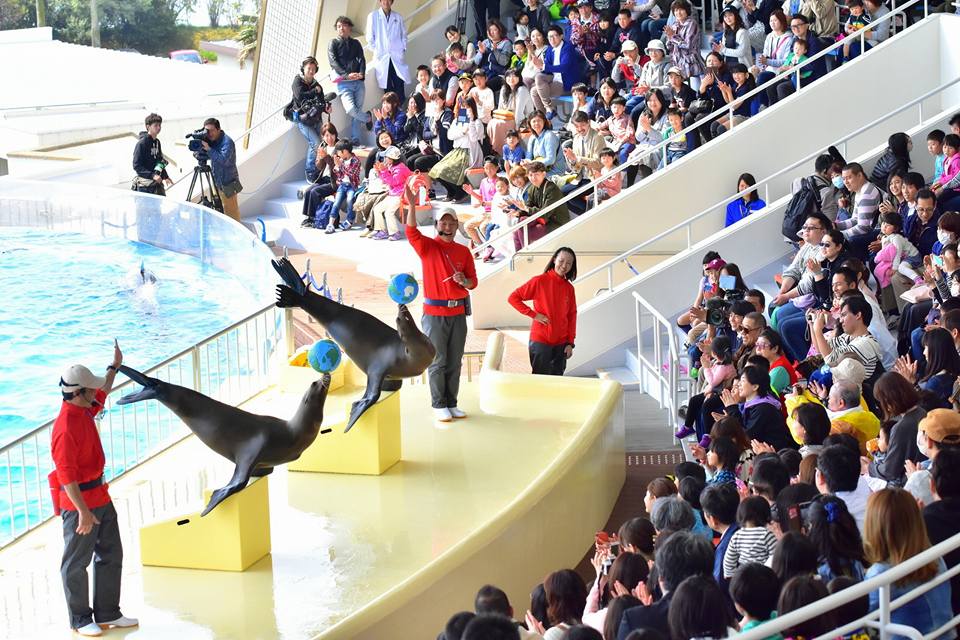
[471,15,957,330]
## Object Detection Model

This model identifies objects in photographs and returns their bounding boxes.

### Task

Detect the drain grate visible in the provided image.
[626,451,685,467]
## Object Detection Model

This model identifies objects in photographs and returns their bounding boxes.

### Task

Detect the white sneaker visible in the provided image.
[74,622,102,637]
[434,408,453,422]
[98,615,139,629]
[449,407,467,419]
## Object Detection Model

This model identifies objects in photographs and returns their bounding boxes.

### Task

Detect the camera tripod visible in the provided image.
[186,161,224,214]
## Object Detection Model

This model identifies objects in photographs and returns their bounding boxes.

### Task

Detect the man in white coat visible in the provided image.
[366,0,410,101]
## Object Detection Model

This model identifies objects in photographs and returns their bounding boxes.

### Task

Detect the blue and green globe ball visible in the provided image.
[388,273,419,305]
[307,339,342,373]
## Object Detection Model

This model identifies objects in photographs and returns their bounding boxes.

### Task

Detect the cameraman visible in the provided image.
[200,118,242,221]
[286,56,331,182]
[132,113,172,195]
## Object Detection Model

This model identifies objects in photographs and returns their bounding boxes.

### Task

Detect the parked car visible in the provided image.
[169,49,204,64]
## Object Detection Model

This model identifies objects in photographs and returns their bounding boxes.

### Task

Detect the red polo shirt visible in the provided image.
[407,224,477,316]
[51,389,111,512]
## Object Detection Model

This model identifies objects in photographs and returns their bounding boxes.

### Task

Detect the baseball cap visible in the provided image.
[621,39,638,52]
[667,65,685,78]
[721,4,738,13]
[831,358,866,386]
[60,364,106,391]
[920,409,960,445]
[435,207,458,222]
[645,39,666,53]
[705,258,726,270]
[384,146,402,161]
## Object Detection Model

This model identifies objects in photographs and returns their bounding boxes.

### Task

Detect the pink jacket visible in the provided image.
[937,153,960,187]
[378,162,413,196]
[702,363,735,390]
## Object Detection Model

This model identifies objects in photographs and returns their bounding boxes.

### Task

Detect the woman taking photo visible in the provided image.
[868,372,925,487]
[288,56,331,182]
[508,247,578,375]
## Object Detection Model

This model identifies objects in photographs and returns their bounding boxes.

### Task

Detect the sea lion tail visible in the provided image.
[116,365,161,405]
[271,258,307,296]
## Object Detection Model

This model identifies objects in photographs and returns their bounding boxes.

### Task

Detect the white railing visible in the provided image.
[560,75,960,296]
[470,0,931,260]
[632,291,689,429]
[740,530,960,640]
[0,304,290,548]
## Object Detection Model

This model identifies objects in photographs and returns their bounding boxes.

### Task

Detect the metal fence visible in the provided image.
[0,304,288,548]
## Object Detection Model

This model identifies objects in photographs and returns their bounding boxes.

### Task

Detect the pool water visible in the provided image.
[0,229,261,446]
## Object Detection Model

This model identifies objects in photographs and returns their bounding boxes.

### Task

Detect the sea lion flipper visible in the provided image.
[345,371,385,433]
[201,455,257,516]
[271,258,307,296]
[115,365,160,405]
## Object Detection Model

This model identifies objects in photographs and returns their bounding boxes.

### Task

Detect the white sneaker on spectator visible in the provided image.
[74,622,102,636]
[434,408,453,422]
[448,407,467,419]
[98,616,138,629]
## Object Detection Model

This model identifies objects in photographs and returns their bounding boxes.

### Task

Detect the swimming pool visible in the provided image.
[0,229,261,446]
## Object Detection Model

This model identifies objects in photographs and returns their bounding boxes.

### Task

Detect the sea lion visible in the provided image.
[116,365,330,515]
[272,257,436,432]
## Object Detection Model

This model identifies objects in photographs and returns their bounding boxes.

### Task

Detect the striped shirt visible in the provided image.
[723,526,777,578]
[825,332,883,378]
[836,181,881,239]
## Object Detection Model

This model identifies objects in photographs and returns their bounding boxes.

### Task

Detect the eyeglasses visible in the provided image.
[790,23,804,29]
[801,225,822,231]
[917,206,935,213]
[738,325,759,334]
[755,341,772,349]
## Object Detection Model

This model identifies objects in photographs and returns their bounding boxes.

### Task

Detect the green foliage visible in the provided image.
[0,0,36,29]
[236,12,257,67]
[188,25,237,49]
[198,48,217,62]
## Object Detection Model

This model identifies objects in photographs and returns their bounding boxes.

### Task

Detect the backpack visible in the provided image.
[782,176,824,242]
[312,200,335,228]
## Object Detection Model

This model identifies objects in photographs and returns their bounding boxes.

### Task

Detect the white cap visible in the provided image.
[621,39,638,52]
[832,358,866,386]
[645,39,666,53]
[435,207,458,222]
[384,145,402,161]
[60,364,106,391]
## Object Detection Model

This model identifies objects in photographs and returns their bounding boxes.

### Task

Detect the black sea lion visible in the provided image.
[272,257,436,432]
[116,365,330,515]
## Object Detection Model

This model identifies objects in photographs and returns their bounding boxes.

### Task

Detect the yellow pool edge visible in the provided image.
[320,333,626,639]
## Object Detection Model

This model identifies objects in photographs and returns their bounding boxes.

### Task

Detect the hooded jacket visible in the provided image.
[726,395,795,450]
[132,132,169,180]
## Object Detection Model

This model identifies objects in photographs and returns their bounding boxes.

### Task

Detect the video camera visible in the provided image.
[185,128,210,164]
[704,275,746,326]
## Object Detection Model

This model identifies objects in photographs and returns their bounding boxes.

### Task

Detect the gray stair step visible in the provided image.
[597,366,641,386]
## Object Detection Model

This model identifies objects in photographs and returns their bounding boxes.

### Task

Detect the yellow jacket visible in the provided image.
[785,391,880,453]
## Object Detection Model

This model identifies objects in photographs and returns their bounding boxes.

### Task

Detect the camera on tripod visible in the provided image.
[185,128,210,163]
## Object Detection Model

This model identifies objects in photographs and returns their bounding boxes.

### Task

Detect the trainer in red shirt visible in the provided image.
[404,184,477,422]
[508,248,578,375]
[51,341,138,635]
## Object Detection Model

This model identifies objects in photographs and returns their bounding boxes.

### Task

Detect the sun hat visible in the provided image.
[645,39,666,53]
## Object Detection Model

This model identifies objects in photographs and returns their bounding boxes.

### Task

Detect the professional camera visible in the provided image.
[705,297,731,327]
[296,92,338,127]
[185,128,210,163]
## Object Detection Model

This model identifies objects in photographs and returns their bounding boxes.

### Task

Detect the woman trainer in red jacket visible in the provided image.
[508,247,578,375]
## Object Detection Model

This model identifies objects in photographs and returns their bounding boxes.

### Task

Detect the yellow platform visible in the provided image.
[285,357,402,475]
[0,333,624,640]
[139,475,271,572]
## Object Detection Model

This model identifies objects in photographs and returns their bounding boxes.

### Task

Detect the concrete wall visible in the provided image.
[471,15,956,330]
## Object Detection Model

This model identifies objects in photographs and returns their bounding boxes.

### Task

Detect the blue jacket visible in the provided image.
[725,198,766,227]
[207,132,239,187]
[714,523,739,597]
[542,42,585,91]
[866,560,956,640]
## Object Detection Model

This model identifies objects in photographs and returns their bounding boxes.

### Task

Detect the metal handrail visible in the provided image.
[632,291,684,419]
[737,529,960,640]
[574,74,960,294]
[0,92,250,114]
[470,0,929,259]
[0,303,288,547]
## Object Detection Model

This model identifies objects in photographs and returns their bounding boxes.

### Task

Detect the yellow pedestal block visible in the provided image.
[139,476,271,572]
[288,388,402,476]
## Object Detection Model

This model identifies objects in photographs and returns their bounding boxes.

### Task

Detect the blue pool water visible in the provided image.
[0,229,261,446]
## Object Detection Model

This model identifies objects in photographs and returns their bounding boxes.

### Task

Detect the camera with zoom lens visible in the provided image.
[705,297,731,327]
[185,128,210,163]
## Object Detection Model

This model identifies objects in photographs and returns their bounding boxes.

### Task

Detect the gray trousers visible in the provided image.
[421,313,468,409]
[61,502,123,628]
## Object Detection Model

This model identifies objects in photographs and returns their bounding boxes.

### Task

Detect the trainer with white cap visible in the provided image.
[50,340,138,637]
[404,183,477,422]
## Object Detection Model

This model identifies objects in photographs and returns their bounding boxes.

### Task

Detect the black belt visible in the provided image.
[423,297,465,308]
[62,475,104,492]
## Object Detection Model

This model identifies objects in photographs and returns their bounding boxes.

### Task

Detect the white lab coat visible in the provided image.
[366,8,410,88]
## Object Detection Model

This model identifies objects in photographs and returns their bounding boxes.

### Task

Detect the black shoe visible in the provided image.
[301,217,316,228]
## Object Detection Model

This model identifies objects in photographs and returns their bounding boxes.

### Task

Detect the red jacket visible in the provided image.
[51,389,111,512]
[508,270,577,346]
[407,225,477,316]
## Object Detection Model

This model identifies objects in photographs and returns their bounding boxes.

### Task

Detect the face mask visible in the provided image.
[832,176,844,189]
[938,230,955,245]
[917,429,930,459]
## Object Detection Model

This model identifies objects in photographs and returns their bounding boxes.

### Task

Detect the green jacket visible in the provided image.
[526,179,570,231]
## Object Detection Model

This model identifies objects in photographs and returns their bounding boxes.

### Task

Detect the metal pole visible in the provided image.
[879,585,891,640]
[284,308,295,358]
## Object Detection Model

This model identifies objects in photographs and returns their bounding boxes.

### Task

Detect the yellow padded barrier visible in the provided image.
[139,476,271,572]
